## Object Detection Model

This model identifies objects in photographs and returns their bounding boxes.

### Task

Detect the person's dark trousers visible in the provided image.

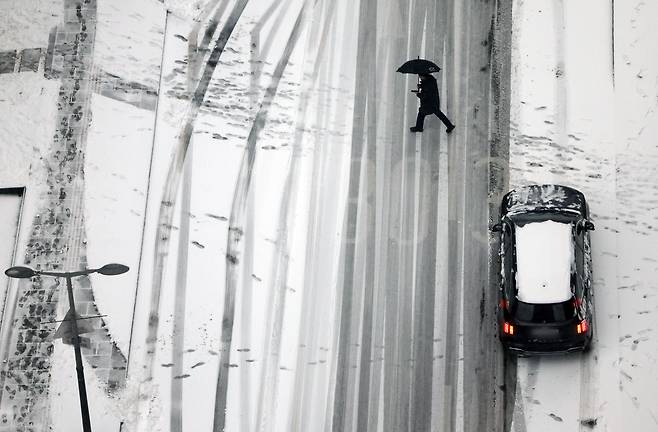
[415,107,454,130]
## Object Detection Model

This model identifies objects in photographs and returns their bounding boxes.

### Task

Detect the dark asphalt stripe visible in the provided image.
[394,2,429,430]
[442,0,463,427]
[410,0,442,429]
[382,2,411,431]
[169,145,193,432]
[462,1,508,431]
[490,0,513,430]
[504,353,518,431]
[355,0,378,428]
[330,0,375,428]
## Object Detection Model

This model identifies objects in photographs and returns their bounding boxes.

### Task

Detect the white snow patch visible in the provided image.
[515,220,573,304]
[0,0,62,51]
[95,0,165,88]
[0,74,59,186]
[84,93,156,356]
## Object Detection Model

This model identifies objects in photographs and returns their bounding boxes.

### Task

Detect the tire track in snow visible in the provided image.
[140,0,248,422]
[216,5,309,431]
[251,3,319,432]
[170,145,193,432]
[261,5,330,426]
[315,10,357,430]
[354,0,380,430]
[410,1,444,430]
[198,1,232,58]
[507,2,609,430]
[394,1,429,431]
[382,2,410,431]
[285,1,340,429]
[441,0,465,429]
[249,0,287,107]
[258,0,295,72]
[358,3,401,430]
[330,0,376,427]
[236,4,288,430]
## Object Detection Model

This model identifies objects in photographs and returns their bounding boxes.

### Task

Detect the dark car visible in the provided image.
[492,185,595,355]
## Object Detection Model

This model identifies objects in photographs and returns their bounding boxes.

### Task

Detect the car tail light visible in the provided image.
[576,319,589,334]
[503,322,514,335]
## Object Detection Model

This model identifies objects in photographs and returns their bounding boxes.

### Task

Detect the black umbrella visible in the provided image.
[396,58,441,74]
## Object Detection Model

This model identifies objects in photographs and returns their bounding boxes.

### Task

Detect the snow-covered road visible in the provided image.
[509,1,658,430]
[126,0,513,431]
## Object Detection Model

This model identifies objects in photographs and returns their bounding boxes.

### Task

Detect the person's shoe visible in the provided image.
[410,126,423,133]
[446,124,455,134]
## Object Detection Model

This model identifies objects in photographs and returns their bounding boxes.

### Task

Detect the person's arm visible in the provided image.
[413,80,423,97]
[411,80,421,96]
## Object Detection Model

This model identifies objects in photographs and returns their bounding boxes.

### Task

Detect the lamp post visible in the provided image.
[5,263,129,432]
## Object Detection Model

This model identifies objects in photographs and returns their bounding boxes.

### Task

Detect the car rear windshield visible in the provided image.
[514,300,576,323]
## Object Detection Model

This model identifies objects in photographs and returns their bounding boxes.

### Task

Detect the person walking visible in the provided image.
[410,73,455,133]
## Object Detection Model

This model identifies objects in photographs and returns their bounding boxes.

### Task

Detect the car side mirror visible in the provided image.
[491,223,502,232]
[584,221,595,231]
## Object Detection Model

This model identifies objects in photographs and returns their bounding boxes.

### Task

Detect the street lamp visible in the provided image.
[4,263,129,432]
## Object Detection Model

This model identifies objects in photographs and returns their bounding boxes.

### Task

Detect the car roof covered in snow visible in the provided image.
[503,184,586,216]
[515,219,574,304]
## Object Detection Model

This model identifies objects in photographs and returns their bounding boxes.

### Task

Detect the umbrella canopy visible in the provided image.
[397,58,441,74]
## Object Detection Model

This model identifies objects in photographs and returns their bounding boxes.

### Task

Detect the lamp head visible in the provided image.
[96,263,129,276]
[5,266,37,279]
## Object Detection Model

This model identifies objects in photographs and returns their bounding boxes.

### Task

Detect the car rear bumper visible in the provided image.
[502,336,590,356]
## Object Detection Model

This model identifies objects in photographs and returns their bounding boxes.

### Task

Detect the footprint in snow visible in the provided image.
[173,374,190,379]
[549,413,563,422]
[206,213,227,221]
[191,241,205,249]
[580,418,597,428]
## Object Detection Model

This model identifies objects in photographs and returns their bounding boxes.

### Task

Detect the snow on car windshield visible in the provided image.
[515,219,574,304]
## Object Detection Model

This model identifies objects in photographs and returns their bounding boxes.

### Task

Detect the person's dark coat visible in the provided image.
[417,74,440,112]
[411,73,454,133]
